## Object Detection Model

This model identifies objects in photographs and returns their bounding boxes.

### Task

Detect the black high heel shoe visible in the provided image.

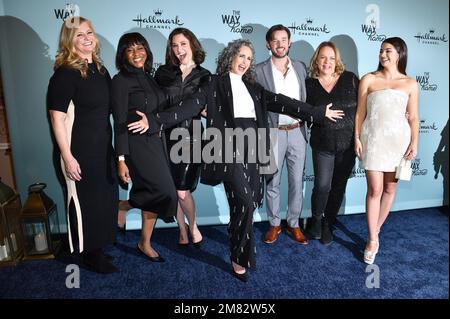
[178,224,190,248]
[193,238,203,248]
[136,244,165,263]
[190,224,204,248]
[117,223,126,234]
[231,259,248,282]
[231,267,248,282]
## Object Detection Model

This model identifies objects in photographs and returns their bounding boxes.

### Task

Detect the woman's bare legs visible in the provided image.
[177,190,203,244]
[365,171,399,253]
[377,172,398,234]
[138,211,161,258]
[365,171,383,253]
[118,200,132,228]
[176,201,189,244]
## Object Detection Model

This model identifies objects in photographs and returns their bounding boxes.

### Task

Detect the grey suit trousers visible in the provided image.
[265,126,307,228]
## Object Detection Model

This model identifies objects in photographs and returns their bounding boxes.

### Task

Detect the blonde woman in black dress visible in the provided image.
[48,17,119,273]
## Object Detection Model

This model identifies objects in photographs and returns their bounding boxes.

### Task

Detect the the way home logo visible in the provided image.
[419,119,439,134]
[416,72,438,91]
[221,10,253,34]
[350,166,366,179]
[304,173,315,182]
[288,17,330,37]
[132,9,184,29]
[414,28,448,45]
[360,23,386,42]
[411,158,428,177]
[54,3,80,21]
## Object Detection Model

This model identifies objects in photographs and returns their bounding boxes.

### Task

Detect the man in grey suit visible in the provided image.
[255,24,308,245]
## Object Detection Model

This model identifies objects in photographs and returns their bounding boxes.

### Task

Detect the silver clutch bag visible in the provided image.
[395,158,412,181]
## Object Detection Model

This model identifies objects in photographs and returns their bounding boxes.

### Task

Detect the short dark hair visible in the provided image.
[165,27,205,65]
[265,24,291,43]
[115,32,153,73]
[377,37,408,75]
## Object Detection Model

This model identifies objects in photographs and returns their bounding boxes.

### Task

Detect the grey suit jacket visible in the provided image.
[255,58,308,130]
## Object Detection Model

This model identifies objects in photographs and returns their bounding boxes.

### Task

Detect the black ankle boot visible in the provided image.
[306,216,322,239]
[320,219,333,246]
[82,250,119,274]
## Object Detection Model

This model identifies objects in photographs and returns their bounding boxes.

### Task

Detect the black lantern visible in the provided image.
[0,178,24,266]
[20,183,61,260]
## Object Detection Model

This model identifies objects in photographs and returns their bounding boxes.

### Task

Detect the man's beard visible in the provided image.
[271,47,290,59]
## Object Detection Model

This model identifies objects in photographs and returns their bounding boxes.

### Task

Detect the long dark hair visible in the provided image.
[377,37,408,75]
[165,27,205,66]
[115,32,153,73]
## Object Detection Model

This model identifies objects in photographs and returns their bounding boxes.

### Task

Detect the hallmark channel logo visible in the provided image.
[54,3,80,21]
[419,119,438,134]
[360,21,386,42]
[414,28,448,45]
[132,8,184,29]
[350,166,366,179]
[411,158,427,177]
[221,10,253,34]
[288,17,331,37]
[416,72,438,91]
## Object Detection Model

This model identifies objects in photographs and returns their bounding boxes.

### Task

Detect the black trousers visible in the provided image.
[311,147,355,224]
[223,118,262,269]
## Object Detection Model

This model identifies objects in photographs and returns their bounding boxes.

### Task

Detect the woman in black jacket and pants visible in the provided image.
[145,39,344,281]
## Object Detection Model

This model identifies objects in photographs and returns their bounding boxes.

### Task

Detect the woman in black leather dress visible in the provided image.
[154,28,210,247]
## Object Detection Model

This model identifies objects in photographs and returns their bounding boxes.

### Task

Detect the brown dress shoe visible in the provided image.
[264,225,282,244]
[286,226,308,245]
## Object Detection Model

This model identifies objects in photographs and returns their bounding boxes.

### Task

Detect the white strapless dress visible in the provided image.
[359,89,411,172]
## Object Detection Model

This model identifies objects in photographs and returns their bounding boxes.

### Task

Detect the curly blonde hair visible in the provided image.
[309,41,344,79]
[54,16,103,78]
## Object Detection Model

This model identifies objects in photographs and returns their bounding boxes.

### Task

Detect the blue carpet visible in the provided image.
[0,207,448,299]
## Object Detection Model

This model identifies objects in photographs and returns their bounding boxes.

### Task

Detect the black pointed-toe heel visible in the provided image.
[178,224,190,248]
[193,238,203,248]
[117,223,126,234]
[190,224,203,248]
[137,244,165,263]
[231,268,248,282]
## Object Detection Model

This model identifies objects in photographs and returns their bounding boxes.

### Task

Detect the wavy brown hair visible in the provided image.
[165,28,205,66]
[54,16,104,78]
[309,41,345,79]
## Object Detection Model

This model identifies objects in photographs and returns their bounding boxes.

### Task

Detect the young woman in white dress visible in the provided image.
[355,37,419,265]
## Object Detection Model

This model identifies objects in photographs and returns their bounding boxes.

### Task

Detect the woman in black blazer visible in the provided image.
[145,39,344,281]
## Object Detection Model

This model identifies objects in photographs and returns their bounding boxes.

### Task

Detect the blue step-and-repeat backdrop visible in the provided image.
[0,0,448,230]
